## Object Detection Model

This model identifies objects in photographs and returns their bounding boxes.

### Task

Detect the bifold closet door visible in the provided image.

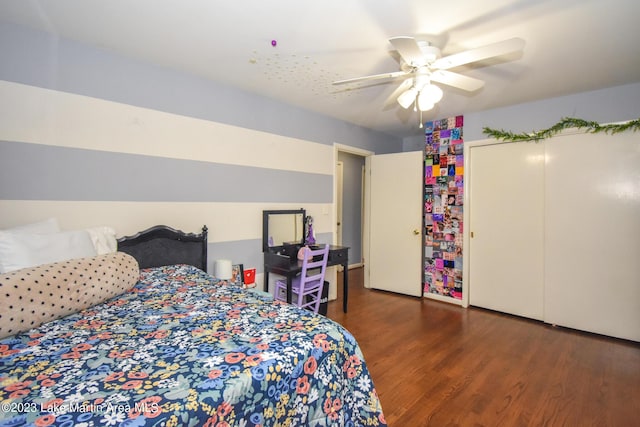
[468,141,545,320]
[544,131,640,342]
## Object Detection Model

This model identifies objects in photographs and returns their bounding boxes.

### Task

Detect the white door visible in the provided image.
[468,141,545,320]
[368,151,423,297]
[544,131,640,341]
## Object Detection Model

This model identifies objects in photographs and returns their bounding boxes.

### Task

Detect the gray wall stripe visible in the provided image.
[0,140,332,203]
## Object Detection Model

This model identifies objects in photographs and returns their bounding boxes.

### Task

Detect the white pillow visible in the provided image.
[4,218,60,234]
[0,229,97,273]
[85,226,117,255]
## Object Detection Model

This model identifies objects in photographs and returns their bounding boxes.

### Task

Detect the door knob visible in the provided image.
[413,229,420,235]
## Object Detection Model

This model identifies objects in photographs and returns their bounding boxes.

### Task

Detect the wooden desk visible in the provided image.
[263,245,349,313]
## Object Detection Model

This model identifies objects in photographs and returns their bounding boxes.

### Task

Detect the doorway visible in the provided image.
[334,144,372,270]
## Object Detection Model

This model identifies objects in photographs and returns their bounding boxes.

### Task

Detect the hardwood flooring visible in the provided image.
[326,267,640,427]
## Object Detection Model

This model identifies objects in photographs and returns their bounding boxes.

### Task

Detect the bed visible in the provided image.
[0,225,386,426]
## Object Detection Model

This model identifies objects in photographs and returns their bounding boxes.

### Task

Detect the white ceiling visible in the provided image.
[2,0,640,139]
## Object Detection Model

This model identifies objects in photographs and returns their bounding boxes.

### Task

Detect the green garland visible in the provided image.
[483,117,640,142]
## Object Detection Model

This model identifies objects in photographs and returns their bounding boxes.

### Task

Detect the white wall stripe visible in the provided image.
[0,80,333,175]
[0,200,334,244]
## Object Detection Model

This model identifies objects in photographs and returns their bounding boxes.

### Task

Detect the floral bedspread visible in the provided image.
[0,265,386,427]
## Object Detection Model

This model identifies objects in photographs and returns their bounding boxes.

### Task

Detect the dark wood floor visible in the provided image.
[327,267,640,427]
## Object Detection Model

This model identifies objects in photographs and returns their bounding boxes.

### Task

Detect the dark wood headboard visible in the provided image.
[117,225,208,271]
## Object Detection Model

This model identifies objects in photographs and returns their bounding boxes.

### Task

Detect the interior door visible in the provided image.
[468,141,545,320]
[368,151,423,297]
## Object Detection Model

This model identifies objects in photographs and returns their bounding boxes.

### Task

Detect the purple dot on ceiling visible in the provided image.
[271,40,277,47]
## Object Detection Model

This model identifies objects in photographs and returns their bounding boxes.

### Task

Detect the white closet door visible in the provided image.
[468,141,545,320]
[544,132,640,341]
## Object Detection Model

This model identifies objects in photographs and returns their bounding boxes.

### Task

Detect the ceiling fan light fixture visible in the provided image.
[397,87,418,109]
[417,98,434,112]
[420,84,444,104]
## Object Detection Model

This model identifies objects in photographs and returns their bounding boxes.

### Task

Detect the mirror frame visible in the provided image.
[262,209,306,252]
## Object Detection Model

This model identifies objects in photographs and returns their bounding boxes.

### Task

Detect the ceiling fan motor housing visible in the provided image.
[417,41,441,63]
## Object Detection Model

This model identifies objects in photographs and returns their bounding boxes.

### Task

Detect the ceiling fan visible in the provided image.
[333,36,525,113]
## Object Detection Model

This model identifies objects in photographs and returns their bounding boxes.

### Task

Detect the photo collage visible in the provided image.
[424,116,464,300]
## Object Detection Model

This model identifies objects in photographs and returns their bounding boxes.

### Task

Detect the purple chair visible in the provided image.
[274,244,330,313]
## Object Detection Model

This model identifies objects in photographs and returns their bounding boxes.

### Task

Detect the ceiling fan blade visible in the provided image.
[430,70,485,92]
[333,70,409,85]
[432,37,525,70]
[383,78,414,109]
[389,36,427,67]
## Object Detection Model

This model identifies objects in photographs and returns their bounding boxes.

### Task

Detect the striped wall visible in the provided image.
[0,23,401,295]
[0,80,334,280]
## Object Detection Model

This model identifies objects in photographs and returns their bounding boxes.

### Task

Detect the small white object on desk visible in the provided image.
[214,259,232,280]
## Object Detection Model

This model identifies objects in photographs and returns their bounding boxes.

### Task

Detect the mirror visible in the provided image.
[263,209,306,252]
